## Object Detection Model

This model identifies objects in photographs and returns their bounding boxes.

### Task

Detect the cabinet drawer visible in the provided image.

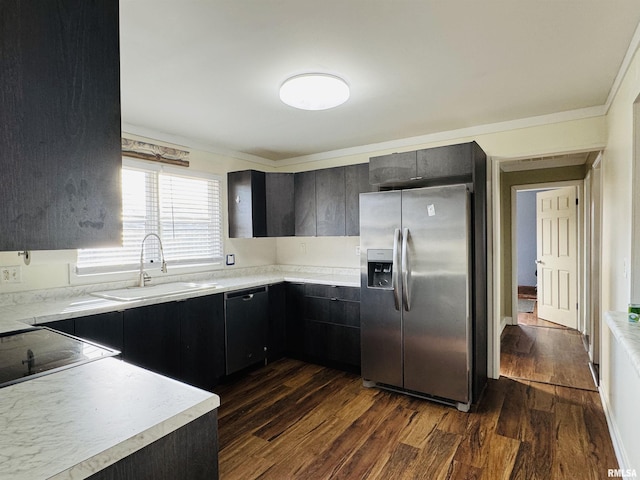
[304,321,361,368]
[304,284,360,301]
[304,296,359,327]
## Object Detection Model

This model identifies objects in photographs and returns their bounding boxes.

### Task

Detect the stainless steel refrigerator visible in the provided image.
[360,184,474,411]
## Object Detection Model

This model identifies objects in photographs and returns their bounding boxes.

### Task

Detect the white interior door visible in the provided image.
[536,187,578,328]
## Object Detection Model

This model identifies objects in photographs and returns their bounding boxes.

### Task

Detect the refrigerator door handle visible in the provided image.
[402,227,411,311]
[392,228,402,311]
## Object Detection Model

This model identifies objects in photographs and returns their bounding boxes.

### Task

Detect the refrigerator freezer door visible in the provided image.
[360,190,403,388]
[401,185,471,403]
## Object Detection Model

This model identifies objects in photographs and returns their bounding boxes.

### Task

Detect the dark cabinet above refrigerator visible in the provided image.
[369,141,482,188]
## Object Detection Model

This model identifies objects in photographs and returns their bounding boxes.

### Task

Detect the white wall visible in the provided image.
[600,41,640,473]
[276,236,360,269]
[516,190,537,286]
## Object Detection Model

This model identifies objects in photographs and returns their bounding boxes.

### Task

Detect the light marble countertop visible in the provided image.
[605,311,640,379]
[0,266,359,328]
[0,358,219,480]
[0,265,358,479]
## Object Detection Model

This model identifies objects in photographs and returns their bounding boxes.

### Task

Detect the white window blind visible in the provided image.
[76,161,223,275]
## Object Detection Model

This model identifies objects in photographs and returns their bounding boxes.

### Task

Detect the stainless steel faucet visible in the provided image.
[139,233,168,287]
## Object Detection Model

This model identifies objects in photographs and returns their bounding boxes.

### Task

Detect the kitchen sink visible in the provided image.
[91,281,220,302]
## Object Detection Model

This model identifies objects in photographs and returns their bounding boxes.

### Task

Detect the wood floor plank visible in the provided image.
[500,324,596,391]
[409,428,463,480]
[216,358,618,480]
[295,392,403,480]
[372,443,420,480]
[253,370,349,441]
[478,433,520,480]
[332,404,415,479]
[553,402,599,480]
[446,460,483,480]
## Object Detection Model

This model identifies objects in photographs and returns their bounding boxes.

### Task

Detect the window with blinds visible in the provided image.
[76,160,223,275]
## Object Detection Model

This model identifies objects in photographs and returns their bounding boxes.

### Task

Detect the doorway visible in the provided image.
[513,185,579,330]
[490,151,603,388]
[504,180,595,390]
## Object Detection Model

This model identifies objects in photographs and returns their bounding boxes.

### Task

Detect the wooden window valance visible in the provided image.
[121,138,190,167]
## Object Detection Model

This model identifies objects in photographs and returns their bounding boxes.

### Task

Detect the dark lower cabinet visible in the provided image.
[123,302,182,380]
[267,283,287,362]
[180,294,225,391]
[285,283,306,358]
[286,283,361,373]
[88,410,218,480]
[74,311,124,352]
[304,321,360,369]
[39,319,75,336]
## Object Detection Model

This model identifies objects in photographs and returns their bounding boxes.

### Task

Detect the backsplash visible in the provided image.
[0,264,359,307]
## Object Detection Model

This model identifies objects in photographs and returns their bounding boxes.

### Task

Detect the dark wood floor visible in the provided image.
[500,324,597,391]
[215,355,617,479]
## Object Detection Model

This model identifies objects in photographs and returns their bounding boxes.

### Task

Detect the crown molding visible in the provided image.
[276,105,607,166]
[604,18,640,113]
[124,104,609,169]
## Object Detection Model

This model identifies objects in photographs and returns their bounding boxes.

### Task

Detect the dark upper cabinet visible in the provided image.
[316,167,346,236]
[265,173,294,237]
[0,0,122,251]
[416,143,473,181]
[369,151,418,186]
[345,163,375,236]
[294,171,317,236]
[369,142,479,187]
[228,170,267,238]
[228,170,294,238]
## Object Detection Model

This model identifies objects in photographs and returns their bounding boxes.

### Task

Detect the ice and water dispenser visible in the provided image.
[367,249,393,289]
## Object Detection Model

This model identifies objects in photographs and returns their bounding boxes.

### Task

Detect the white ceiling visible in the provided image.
[119,1,640,163]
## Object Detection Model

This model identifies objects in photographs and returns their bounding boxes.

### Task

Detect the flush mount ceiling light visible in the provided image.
[279,73,350,110]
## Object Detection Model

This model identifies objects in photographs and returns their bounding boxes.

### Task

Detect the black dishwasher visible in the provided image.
[224,286,269,374]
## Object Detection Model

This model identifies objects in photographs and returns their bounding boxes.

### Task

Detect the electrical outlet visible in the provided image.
[355,246,361,256]
[300,242,306,254]
[0,266,22,283]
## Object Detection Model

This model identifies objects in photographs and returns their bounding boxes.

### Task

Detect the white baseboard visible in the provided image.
[500,316,511,334]
[598,382,631,472]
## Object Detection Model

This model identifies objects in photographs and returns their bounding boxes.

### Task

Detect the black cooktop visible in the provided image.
[0,327,119,388]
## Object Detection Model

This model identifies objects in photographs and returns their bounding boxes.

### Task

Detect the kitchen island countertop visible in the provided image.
[0,357,219,479]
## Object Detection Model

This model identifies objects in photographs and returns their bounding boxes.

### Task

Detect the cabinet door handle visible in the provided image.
[331,297,338,301]
[242,294,254,301]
